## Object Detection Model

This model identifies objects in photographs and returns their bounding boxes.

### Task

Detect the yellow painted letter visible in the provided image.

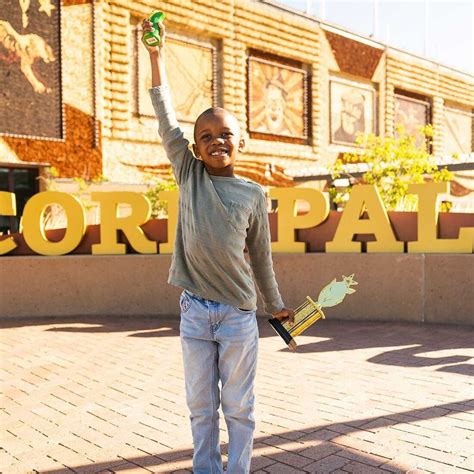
[91,192,157,255]
[158,189,179,254]
[22,191,86,256]
[269,188,329,253]
[326,185,403,253]
[408,182,472,253]
[0,191,18,254]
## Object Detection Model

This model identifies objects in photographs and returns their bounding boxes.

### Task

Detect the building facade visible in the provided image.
[1,0,473,231]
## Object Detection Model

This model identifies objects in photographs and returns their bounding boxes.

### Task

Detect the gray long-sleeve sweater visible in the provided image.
[149,85,284,313]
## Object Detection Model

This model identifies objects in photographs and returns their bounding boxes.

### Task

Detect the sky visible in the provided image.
[272,0,473,75]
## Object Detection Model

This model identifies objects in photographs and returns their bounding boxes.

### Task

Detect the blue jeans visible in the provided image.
[179,290,259,474]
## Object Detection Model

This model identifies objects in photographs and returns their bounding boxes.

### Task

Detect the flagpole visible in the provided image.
[424,0,429,56]
[373,0,379,38]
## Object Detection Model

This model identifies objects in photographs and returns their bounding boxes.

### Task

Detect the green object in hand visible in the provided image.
[142,11,165,47]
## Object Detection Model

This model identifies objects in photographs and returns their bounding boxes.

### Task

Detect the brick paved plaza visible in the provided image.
[1,316,473,473]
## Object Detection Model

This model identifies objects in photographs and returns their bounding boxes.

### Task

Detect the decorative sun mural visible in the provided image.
[248,56,307,140]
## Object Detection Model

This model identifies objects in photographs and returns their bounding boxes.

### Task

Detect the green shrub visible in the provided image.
[145,178,178,218]
[330,125,453,211]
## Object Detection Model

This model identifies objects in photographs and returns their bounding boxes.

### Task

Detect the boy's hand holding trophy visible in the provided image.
[269,274,358,351]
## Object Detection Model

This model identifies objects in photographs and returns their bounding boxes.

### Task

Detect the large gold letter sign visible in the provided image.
[91,192,157,255]
[408,182,472,253]
[22,192,86,256]
[326,185,403,253]
[270,188,329,253]
[0,192,18,254]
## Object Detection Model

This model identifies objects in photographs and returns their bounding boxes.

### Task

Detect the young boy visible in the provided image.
[142,18,294,474]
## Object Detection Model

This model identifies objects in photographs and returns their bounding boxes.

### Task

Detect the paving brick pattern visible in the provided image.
[1,317,473,473]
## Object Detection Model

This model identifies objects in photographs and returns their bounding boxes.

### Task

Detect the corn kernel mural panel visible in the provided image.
[330,77,376,146]
[0,0,62,139]
[394,93,430,147]
[137,32,215,122]
[444,106,472,155]
[248,56,307,140]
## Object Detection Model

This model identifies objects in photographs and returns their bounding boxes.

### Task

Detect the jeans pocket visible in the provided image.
[224,306,258,341]
[179,291,191,314]
[235,306,255,315]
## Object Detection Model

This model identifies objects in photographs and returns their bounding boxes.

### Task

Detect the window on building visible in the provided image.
[0,167,39,234]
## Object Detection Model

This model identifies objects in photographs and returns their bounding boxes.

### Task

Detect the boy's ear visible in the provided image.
[192,143,200,159]
[238,138,245,152]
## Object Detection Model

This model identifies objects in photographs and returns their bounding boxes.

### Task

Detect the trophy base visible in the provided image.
[287,339,297,352]
[268,318,297,351]
[268,296,325,351]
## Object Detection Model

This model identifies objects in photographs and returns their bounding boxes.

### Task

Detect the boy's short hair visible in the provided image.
[194,107,240,142]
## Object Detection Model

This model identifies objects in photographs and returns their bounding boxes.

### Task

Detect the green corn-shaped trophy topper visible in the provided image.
[269,274,358,351]
[142,11,166,47]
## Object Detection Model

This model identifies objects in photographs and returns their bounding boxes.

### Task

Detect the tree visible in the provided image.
[330,125,453,211]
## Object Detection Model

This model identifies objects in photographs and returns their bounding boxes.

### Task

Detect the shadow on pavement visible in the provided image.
[1,317,472,373]
[289,320,473,373]
[38,398,473,474]
[437,363,474,376]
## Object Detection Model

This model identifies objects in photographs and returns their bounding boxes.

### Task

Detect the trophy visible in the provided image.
[269,274,358,351]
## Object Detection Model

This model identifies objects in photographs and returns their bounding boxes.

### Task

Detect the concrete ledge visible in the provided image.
[424,255,474,324]
[0,254,472,324]
[272,254,425,323]
[0,255,178,318]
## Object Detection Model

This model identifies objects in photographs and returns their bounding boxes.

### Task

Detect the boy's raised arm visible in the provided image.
[142,19,194,185]
[144,18,167,89]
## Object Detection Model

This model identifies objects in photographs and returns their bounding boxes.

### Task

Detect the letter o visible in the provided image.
[22,191,86,256]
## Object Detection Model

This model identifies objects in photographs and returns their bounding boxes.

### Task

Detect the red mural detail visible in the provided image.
[3,104,102,180]
[325,31,383,79]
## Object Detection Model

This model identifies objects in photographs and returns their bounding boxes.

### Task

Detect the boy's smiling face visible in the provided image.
[193,108,245,177]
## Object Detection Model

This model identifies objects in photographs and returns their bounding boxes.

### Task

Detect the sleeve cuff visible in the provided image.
[265,299,285,315]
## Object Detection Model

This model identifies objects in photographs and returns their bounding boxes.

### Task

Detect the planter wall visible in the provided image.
[1,254,472,324]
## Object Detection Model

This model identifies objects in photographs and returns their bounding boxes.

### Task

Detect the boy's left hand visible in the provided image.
[272,307,295,324]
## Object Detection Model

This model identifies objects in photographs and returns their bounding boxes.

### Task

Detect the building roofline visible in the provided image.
[320,23,384,50]
[258,0,474,79]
